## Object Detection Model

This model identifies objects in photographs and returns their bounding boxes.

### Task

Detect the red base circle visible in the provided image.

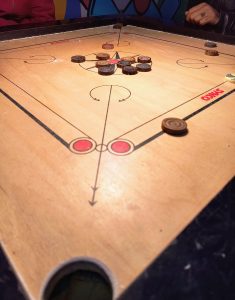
[70,138,96,154]
[108,140,134,156]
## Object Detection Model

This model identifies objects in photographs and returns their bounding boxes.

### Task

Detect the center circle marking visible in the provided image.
[96,144,108,152]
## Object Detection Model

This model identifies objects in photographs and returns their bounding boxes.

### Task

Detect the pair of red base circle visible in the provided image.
[70,138,134,155]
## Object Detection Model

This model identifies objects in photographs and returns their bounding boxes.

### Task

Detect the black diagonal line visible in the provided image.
[134,131,164,151]
[86,65,97,70]
[112,52,117,59]
[90,85,113,205]
[116,82,227,140]
[0,89,69,148]
[0,74,92,139]
[134,88,235,151]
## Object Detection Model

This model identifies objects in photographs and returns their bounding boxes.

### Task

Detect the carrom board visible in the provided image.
[0,22,235,299]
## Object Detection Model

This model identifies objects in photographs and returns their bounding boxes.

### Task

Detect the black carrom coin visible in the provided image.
[71,55,86,63]
[96,53,110,60]
[117,60,131,68]
[136,63,151,72]
[161,118,188,135]
[98,65,115,76]
[122,66,138,75]
[137,56,152,63]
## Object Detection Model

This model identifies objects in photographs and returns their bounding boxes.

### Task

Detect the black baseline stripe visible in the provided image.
[134,89,235,151]
[117,82,227,140]
[183,89,235,121]
[0,73,91,138]
[129,33,235,58]
[0,32,115,53]
[0,89,69,148]
[134,131,164,151]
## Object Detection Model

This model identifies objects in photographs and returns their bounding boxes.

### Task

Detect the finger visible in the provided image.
[186,4,220,25]
[199,16,210,25]
[196,7,219,25]
[187,10,206,24]
[186,6,207,22]
[186,2,208,15]
[187,6,213,24]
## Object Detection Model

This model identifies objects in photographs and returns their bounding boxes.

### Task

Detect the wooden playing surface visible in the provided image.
[0,25,235,299]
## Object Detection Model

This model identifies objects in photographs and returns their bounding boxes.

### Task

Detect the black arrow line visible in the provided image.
[130,32,235,58]
[177,59,208,69]
[0,55,56,64]
[89,85,113,206]
[176,58,235,69]
[117,28,122,46]
[0,32,114,52]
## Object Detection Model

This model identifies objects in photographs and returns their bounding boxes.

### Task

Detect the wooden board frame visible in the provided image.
[0,17,235,300]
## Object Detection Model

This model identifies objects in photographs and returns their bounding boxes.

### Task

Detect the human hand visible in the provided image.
[185,2,220,26]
